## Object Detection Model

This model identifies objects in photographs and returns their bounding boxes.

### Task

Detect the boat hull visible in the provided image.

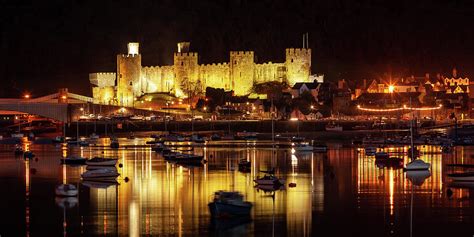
[208,202,252,218]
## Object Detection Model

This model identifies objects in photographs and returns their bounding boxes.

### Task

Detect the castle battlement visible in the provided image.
[201,62,229,67]
[286,48,311,56]
[174,52,198,57]
[230,51,254,56]
[119,54,141,58]
[92,72,116,75]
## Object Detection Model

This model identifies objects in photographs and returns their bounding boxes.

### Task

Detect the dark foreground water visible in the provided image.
[0,138,473,236]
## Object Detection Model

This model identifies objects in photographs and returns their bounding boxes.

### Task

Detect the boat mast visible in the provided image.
[271,98,274,144]
[409,97,415,160]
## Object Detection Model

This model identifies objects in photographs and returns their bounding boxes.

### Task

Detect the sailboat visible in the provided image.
[404,98,430,171]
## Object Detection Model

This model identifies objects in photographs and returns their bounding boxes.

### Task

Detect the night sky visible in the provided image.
[2,0,474,97]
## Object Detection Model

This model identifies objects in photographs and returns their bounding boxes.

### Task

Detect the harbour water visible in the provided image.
[0,137,473,236]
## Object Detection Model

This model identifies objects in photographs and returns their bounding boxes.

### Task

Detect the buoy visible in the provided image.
[119,163,123,168]
[289,183,297,188]
[447,188,453,198]
[124,177,129,182]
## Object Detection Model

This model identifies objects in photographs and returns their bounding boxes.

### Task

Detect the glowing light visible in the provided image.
[388,85,395,93]
[203,107,207,111]
[357,104,442,112]
[61,95,67,99]
[80,107,84,111]
[24,94,30,99]
[310,105,314,109]
[290,117,298,121]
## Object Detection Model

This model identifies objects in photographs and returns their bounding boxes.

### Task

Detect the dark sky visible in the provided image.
[2,0,474,97]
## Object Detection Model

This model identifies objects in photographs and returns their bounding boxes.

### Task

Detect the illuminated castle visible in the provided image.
[90,42,312,106]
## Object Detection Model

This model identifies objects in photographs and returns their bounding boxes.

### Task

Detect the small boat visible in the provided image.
[375,157,404,169]
[211,134,221,141]
[221,134,235,140]
[110,138,119,149]
[14,145,24,156]
[89,133,99,140]
[191,135,206,143]
[163,134,185,142]
[52,136,65,143]
[255,184,285,192]
[325,123,343,132]
[238,159,251,171]
[313,144,328,152]
[61,156,87,165]
[447,172,474,182]
[293,143,313,152]
[404,159,430,171]
[11,133,24,139]
[365,147,377,156]
[79,140,89,147]
[164,153,204,164]
[86,157,118,166]
[254,170,285,186]
[291,136,305,142]
[208,191,253,218]
[55,184,78,197]
[81,168,119,181]
[23,151,35,159]
[374,151,389,159]
[146,139,162,145]
[151,143,165,152]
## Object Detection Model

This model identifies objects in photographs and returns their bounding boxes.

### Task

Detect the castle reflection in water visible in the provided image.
[1,139,474,236]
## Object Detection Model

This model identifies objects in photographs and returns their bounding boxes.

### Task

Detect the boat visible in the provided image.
[11,133,24,139]
[146,139,162,145]
[365,147,377,156]
[255,184,285,192]
[23,151,35,159]
[14,145,24,156]
[406,170,431,186]
[313,144,328,152]
[253,170,285,186]
[61,156,87,165]
[291,136,305,142]
[210,134,221,141]
[110,138,119,149]
[191,135,206,143]
[447,172,474,182]
[89,133,99,140]
[375,157,404,169]
[237,132,258,140]
[238,159,251,171]
[325,123,343,132]
[52,136,65,143]
[374,151,389,159]
[55,184,78,197]
[81,168,120,181]
[293,143,313,152]
[164,153,204,164]
[86,157,118,166]
[151,143,165,152]
[79,140,89,147]
[208,191,253,218]
[404,159,430,171]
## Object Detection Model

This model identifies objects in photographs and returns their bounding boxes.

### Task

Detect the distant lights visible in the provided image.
[357,104,443,112]
[23,94,30,99]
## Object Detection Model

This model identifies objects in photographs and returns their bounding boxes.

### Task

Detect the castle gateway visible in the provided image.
[90,42,312,107]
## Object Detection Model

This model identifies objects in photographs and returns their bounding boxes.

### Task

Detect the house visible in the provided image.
[290,81,320,99]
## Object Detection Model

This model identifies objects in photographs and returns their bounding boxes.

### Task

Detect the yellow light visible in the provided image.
[310,105,314,109]
[61,95,67,99]
[388,85,395,93]
[290,118,298,121]
[203,107,207,111]
[24,94,30,99]
[80,107,84,111]
[357,104,443,112]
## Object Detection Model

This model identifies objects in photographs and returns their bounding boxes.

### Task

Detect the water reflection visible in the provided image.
[1,140,474,236]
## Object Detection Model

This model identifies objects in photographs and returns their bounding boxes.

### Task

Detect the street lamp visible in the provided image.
[23,94,30,99]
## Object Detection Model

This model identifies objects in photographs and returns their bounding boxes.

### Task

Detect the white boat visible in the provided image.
[404,159,430,171]
[447,172,474,182]
[11,133,24,138]
[81,168,119,181]
[86,157,118,166]
[55,184,79,197]
[293,143,313,152]
[208,191,253,218]
[254,175,285,186]
[325,123,343,131]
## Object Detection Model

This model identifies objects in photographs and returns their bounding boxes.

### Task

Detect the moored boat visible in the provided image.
[447,172,474,182]
[292,143,313,152]
[365,147,377,156]
[404,159,430,171]
[110,138,119,149]
[313,144,328,152]
[81,168,120,181]
[208,191,253,218]
[238,159,251,171]
[325,123,343,132]
[86,157,118,166]
[374,151,389,159]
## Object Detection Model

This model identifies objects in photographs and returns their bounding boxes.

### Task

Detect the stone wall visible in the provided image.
[230,51,255,95]
[285,48,311,86]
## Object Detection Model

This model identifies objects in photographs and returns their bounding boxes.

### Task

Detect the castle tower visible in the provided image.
[285,48,311,86]
[230,51,255,95]
[117,42,142,107]
[173,42,198,98]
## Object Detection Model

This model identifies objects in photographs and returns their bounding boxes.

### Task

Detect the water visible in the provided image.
[0,139,473,236]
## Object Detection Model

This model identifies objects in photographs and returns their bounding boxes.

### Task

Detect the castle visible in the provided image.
[90,42,312,107]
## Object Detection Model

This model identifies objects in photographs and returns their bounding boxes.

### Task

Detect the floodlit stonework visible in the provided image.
[91,42,312,106]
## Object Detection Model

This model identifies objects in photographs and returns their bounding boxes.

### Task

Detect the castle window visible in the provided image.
[235,61,237,65]
[291,59,294,63]
[181,62,184,66]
